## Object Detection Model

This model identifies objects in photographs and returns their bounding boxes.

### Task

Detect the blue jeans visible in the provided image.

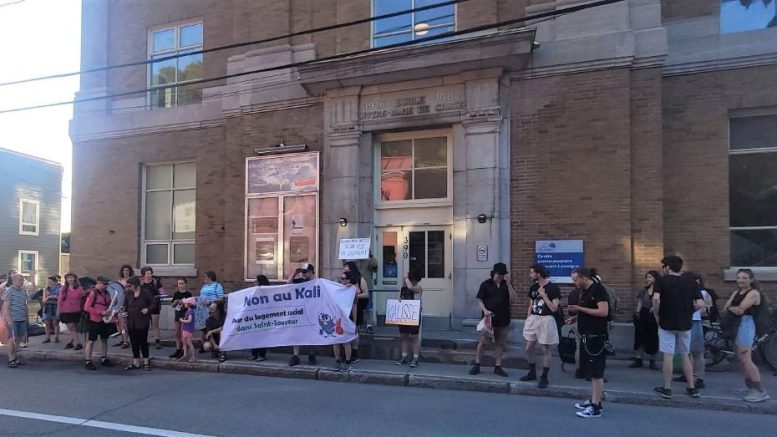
[10,321,27,339]
[736,315,756,347]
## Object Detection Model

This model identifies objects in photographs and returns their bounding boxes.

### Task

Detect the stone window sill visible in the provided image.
[723,267,777,282]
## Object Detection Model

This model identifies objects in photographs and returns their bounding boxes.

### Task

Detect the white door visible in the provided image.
[376,227,451,317]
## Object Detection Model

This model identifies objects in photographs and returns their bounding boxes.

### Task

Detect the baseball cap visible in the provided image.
[300,263,315,273]
[96,276,112,285]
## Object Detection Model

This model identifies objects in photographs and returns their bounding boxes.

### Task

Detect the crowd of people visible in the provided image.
[0,254,771,417]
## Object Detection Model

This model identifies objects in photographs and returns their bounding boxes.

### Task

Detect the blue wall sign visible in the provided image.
[534,240,584,284]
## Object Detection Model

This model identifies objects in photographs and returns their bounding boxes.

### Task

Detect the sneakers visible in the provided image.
[85,361,97,371]
[350,350,360,363]
[628,359,643,369]
[289,355,300,367]
[469,363,480,375]
[409,358,419,368]
[395,357,408,366]
[73,344,83,351]
[687,388,701,398]
[574,400,604,411]
[340,362,352,372]
[696,379,706,389]
[100,357,114,367]
[743,389,771,403]
[334,360,342,371]
[576,405,602,419]
[655,387,672,399]
[308,354,317,365]
[494,366,508,377]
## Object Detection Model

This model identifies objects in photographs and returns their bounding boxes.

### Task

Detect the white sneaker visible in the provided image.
[576,406,602,419]
[19,343,27,348]
[575,400,604,411]
[744,390,770,403]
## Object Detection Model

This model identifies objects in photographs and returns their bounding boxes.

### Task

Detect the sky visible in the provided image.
[0,0,80,232]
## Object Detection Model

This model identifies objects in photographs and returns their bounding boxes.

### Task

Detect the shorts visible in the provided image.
[690,320,704,353]
[9,321,27,339]
[580,335,607,379]
[399,323,420,336]
[87,321,113,342]
[523,314,559,345]
[59,312,82,325]
[480,325,509,346]
[182,330,193,341]
[736,315,756,347]
[659,328,691,354]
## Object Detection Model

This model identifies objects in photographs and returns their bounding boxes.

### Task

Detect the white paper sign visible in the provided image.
[338,238,371,260]
[218,279,358,351]
[385,299,421,326]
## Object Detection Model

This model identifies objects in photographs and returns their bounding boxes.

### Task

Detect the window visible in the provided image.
[721,0,777,34]
[18,250,38,276]
[372,0,455,48]
[729,115,777,266]
[148,21,203,109]
[142,163,196,267]
[378,134,450,202]
[19,199,39,236]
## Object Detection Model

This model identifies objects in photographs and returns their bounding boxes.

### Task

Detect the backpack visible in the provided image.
[754,292,775,337]
[705,288,721,323]
[602,284,617,322]
[558,328,577,371]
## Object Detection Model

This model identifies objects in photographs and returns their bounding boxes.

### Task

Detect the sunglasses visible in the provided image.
[339,277,349,281]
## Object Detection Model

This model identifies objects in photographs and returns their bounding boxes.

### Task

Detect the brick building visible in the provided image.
[71,0,777,328]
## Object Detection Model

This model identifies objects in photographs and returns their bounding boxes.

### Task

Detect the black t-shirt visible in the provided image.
[655,274,701,331]
[476,279,511,327]
[205,313,226,331]
[528,282,561,316]
[578,282,609,335]
[172,291,192,319]
[292,276,312,284]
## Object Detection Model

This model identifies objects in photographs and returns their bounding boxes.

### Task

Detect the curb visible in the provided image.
[14,349,777,416]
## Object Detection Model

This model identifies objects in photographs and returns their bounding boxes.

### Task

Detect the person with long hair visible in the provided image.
[139,267,164,350]
[113,265,134,349]
[83,277,114,370]
[41,275,61,343]
[169,277,192,360]
[343,261,369,363]
[57,273,85,350]
[249,275,270,361]
[196,270,224,353]
[333,271,356,371]
[629,271,660,370]
[123,276,155,371]
[724,269,770,403]
[395,269,423,368]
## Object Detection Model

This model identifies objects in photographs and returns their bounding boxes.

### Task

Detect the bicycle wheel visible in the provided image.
[763,334,777,371]
[705,332,729,368]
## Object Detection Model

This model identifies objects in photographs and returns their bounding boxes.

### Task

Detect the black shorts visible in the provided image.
[398,324,420,335]
[87,320,114,342]
[580,335,607,379]
[59,312,82,325]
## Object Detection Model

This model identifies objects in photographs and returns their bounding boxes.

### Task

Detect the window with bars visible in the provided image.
[142,163,196,267]
[372,0,455,48]
[148,21,203,109]
[729,114,777,266]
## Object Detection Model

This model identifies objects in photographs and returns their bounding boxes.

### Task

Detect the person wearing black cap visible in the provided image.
[83,277,115,370]
[288,263,317,366]
[469,262,518,377]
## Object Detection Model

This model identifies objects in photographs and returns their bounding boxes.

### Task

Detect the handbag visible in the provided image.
[719,311,741,341]
[476,314,494,338]
[558,328,577,371]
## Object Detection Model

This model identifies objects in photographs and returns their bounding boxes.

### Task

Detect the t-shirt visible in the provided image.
[578,282,609,336]
[528,282,561,316]
[692,289,711,321]
[292,276,312,284]
[637,288,653,312]
[476,279,511,328]
[655,274,702,332]
[199,282,224,302]
[5,286,28,322]
[205,312,226,332]
[182,308,195,333]
[172,291,192,319]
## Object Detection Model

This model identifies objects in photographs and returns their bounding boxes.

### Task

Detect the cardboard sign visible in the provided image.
[385,299,421,326]
[338,238,371,260]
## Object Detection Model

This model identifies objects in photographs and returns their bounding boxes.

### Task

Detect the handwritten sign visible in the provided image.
[338,238,371,260]
[385,299,421,326]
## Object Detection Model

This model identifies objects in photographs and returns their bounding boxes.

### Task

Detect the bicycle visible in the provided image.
[705,320,777,372]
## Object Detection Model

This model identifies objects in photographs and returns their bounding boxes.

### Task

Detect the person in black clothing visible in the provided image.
[169,278,192,360]
[249,275,271,361]
[629,271,660,370]
[395,269,423,368]
[288,263,317,366]
[123,276,156,371]
[203,300,227,362]
[469,263,518,377]
[139,267,164,350]
[568,267,609,419]
[520,264,561,388]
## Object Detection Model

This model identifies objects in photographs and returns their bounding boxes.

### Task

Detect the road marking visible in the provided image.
[0,408,214,437]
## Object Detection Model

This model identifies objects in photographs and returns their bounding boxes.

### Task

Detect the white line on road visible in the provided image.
[0,408,214,437]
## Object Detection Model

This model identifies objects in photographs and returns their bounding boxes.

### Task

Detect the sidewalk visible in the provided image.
[5,335,776,416]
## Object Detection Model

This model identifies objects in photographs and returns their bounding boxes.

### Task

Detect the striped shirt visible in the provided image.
[5,286,28,322]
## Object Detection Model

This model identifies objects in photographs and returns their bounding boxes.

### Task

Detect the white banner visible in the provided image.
[385,299,421,326]
[219,278,357,351]
[338,238,371,260]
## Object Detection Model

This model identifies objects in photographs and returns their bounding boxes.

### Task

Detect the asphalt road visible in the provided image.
[0,361,775,436]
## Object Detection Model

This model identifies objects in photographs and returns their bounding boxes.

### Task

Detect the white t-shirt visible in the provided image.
[693,289,711,321]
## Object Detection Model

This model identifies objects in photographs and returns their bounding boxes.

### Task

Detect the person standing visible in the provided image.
[169,278,192,360]
[395,269,423,368]
[288,263,316,366]
[124,276,155,371]
[249,275,271,361]
[42,275,61,343]
[652,255,703,399]
[674,272,709,388]
[469,263,518,377]
[724,269,770,403]
[343,262,369,363]
[113,265,134,349]
[629,271,660,370]
[196,270,225,352]
[521,264,561,388]
[568,268,610,419]
[57,273,85,351]
[178,297,198,362]
[2,273,29,368]
[139,267,165,350]
[333,271,356,372]
[83,277,114,370]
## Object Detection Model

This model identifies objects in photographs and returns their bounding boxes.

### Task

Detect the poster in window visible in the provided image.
[247,153,319,195]
[252,216,278,234]
[255,236,277,265]
[290,214,304,235]
[289,236,310,263]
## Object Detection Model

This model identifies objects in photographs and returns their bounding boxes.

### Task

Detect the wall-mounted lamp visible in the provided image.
[339,217,348,227]
[253,142,308,156]
[477,214,488,224]
[531,41,541,51]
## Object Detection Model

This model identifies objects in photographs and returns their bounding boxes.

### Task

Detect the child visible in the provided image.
[178,297,197,362]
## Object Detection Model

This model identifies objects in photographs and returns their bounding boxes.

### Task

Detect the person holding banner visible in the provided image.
[395,269,423,368]
[249,275,270,362]
[333,271,357,371]
[289,263,318,366]
[343,262,369,363]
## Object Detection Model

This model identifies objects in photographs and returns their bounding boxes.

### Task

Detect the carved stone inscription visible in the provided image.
[360,86,466,121]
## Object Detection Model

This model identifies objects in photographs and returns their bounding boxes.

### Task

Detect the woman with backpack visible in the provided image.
[629,271,660,370]
[724,269,769,403]
[57,273,85,351]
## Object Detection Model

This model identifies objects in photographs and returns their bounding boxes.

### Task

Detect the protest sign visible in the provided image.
[385,299,421,326]
[218,278,357,351]
[338,238,370,260]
